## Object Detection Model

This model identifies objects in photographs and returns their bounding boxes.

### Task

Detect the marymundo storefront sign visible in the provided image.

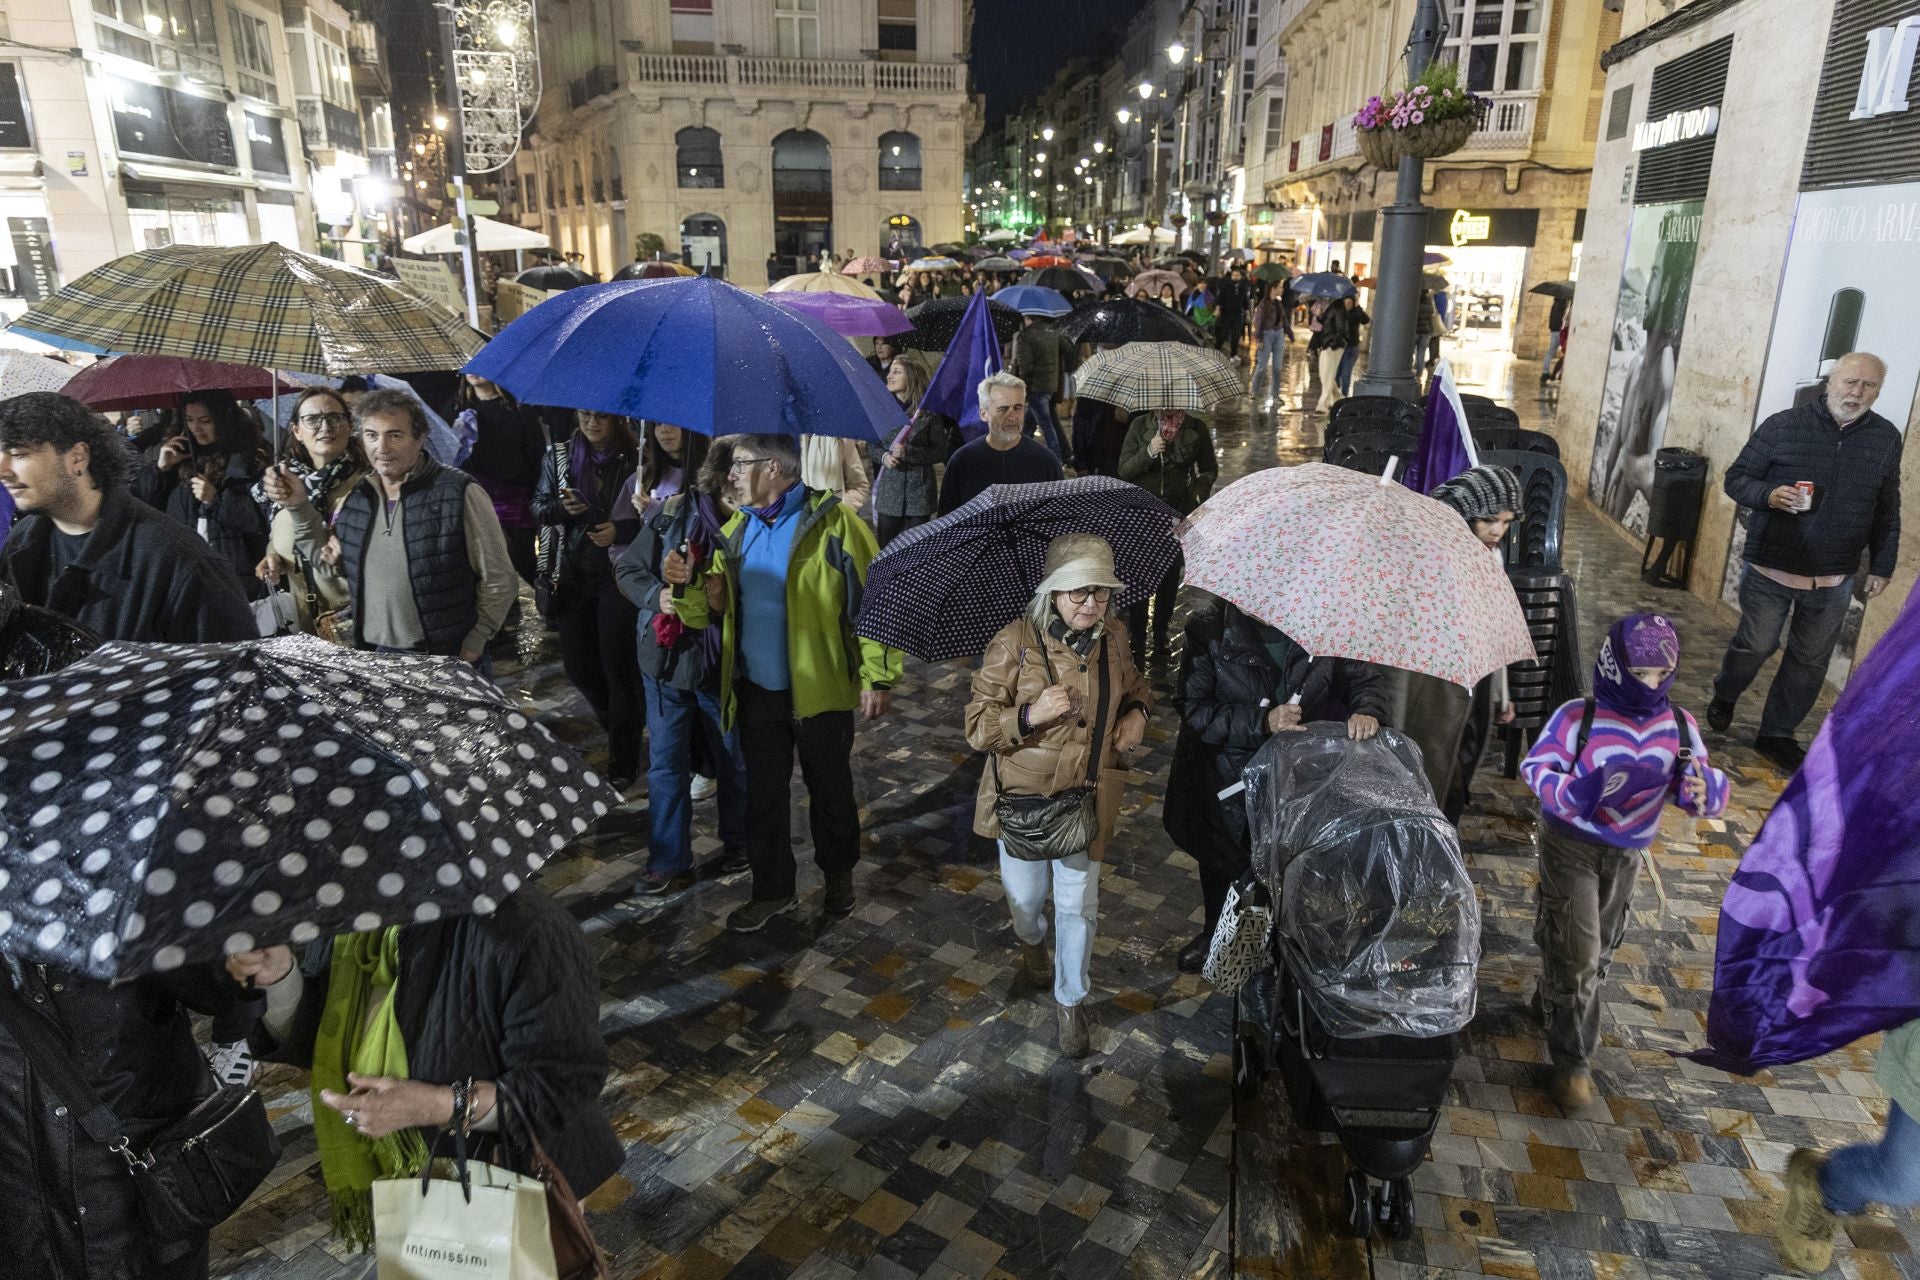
[1633,106,1721,151]
[1851,14,1920,118]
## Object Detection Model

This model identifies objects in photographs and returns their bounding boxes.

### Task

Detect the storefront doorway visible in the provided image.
[1426,242,1531,352]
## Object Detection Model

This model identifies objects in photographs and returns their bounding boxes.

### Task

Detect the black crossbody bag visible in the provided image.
[0,988,281,1241]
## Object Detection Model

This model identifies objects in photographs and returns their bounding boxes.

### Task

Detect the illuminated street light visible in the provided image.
[1137,81,1154,100]
[1167,40,1186,64]
[1035,151,1047,162]
[494,17,518,45]
[1116,107,1132,124]
[1042,126,1055,141]
[1032,167,1042,177]
[433,113,449,131]
[1093,140,1106,153]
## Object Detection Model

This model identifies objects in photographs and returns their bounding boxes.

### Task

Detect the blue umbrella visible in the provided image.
[1291,272,1357,300]
[464,275,906,442]
[993,284,1073,317]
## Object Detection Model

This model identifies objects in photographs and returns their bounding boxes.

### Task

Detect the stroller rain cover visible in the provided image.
[1243,724,1481,1039]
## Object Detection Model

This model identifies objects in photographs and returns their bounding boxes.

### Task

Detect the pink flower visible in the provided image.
[1411,110,1425,124]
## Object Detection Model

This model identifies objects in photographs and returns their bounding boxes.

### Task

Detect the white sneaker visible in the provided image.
[689,774,717,801]
[206,1039,257,1089]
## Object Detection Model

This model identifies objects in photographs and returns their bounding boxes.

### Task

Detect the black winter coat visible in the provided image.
[614,492,722,691]
[255,889,620,1200]
[129,448,268,590]
[1163,603,1390,870]
[530,437,639,600]
[0,575,99,679]
[1,488,257,645]
[1,958,252,1280]
[1724,398,1902,578]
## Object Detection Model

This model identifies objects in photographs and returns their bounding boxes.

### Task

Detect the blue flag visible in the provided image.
[1402,359,1477,494]
[921,291,1004,439]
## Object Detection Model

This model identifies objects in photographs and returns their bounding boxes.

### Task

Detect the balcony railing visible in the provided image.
[628,53,964,95]
[1465,91,1537,152]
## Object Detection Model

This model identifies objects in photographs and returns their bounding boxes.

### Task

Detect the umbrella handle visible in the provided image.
[1378,456,1400,485]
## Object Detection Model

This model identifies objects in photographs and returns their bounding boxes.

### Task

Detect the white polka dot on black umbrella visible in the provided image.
[855,474,1186,663]
[0,635,617,980]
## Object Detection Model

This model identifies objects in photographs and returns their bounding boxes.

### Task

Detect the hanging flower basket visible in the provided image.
[1397,114,1480,159]
[1356,127,1401,170]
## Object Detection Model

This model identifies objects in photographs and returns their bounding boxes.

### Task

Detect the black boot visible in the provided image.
[1177,927,1212,974]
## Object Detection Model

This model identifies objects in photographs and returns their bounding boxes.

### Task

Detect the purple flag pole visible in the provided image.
[920,291,1004,441]
[1688,586,1920,1073]
[1401,357,1478,496]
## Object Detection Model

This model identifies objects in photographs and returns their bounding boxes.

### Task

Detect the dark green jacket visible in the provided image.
[1118,413,1219,515]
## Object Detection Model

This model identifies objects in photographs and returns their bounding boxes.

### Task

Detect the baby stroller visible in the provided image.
[1228,725,1481,1239]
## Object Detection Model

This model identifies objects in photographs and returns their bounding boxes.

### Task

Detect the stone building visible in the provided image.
[1557,0,1918,672]
[1258,0,1613,359]
[516,0,976,282]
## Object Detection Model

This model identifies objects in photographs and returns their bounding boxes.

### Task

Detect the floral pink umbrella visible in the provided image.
[1179,462,1535,687]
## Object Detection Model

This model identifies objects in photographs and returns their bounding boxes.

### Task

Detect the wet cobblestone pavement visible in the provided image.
[209,346,1912,1280]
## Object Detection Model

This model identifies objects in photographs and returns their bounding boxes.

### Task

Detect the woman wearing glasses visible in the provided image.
[965,534,1152,1059]
[256,388,369,641]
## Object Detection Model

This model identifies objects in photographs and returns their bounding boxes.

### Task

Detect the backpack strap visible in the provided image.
[1572,696,1597,764]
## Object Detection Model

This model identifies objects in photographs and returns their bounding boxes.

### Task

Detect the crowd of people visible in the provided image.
[0,275,1906,1280]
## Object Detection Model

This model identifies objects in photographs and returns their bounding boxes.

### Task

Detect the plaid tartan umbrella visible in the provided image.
[1073,342,1243,412]
[9,243,482,376]
[855,476,1183,662]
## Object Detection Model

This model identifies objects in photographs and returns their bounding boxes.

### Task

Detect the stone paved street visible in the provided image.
[207,348,1913,1280]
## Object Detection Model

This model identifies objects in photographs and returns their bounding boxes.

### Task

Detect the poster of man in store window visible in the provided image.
[1588,199,1705,535]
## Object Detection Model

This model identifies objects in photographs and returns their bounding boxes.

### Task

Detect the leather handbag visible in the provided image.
[993,634,1112,863]
[498,1082,610,1280]
[0,989,281,1242]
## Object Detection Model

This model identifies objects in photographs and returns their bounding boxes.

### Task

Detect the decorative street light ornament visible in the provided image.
[447,0,540,174]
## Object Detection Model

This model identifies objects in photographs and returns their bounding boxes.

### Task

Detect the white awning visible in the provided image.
[402,217,551,254]
[120,162,255,191]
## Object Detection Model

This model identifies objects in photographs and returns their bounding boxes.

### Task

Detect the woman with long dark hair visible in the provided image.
[452,374,548,596]
[530,411,644,788]
[869,349,953,547]
[131,388,270,595]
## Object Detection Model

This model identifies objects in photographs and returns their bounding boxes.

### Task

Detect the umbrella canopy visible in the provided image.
[0,636,616,981]
[765,271,884,300]
[1111,225,1176,246]
[467,276,904,442]
[992,285,1073,317]
[401,217,550,256]
[612,261,697,280]
[1126,269,1192,300]
[1252,262,1292,283]
[1073,342,1242,413]
[0,350,76,399]
[841,255,894,275]
[979,229,1021,243]
[930,243,967,256]
[1291,272,1358,300]
[1528,280,1577,300]
[1179,463,1536,688]
[271,372,463,466]
[900,297,1022,352]
[906,256,962,272]
[764,290,914,338]
[974,256,1020,273]
[63,355,300,411]
[855,476,1183,662]
[1024,255,1073,269]
[1423,271,1451,291]
[1424,252,1451,265]
[1055,298,1206,348]
[515,263,595,291]
[1077,256,1135,279]
[1022,266,1101,294]
[11,243,482,377]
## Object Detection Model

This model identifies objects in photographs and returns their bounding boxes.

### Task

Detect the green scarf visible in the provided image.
[313,926,431,1250]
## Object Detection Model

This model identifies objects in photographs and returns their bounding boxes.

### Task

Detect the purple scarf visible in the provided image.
[1593,613,1679,718]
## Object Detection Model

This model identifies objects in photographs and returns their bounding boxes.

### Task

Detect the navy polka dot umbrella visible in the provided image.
[0,635,617,980]
[855,476,1183,662]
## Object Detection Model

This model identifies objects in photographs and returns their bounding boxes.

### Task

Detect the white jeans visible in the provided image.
[998,843,1099,1007]
[1316,347,1344,412]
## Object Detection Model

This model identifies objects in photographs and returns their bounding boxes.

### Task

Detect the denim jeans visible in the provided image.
[1712,567,1854,738]
[1821,1102,1920,1216]
[642,677,745,875]
[1336,345,1361,395]
[1251,331,1287,397]
[1027,395,1066,458]
[1543,329,1563,375]
[998,842,1099,1006]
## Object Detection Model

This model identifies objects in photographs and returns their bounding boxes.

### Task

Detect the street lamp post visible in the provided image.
[1355,0,1446,402]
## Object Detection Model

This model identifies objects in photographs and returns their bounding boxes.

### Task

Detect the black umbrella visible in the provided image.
[1056,297,1206,347]
[1022,266,1099,294]
[0,636,617,980]
[855,476,1183,662]
[1528,280,1576,300]
[901,297,1021,351]
[515,264,594,291]
[1078,256,1135,280]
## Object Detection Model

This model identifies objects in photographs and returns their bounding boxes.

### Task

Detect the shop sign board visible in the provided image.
[8,217,57,302]
[1421,206,1538,247]
[1851,14,1920,118]
[391,256,466,317]
[1632,106,1721,151]
[1805,1,1920,188]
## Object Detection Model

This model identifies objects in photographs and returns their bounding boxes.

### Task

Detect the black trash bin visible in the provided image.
[1641,447,1707,588]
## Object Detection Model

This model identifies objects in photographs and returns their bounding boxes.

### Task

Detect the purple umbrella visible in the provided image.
[764,290,914,338]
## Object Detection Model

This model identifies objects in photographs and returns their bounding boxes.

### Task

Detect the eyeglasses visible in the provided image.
[727,457,775,473]
[1065,587,1113,604]
[297,412,351,428]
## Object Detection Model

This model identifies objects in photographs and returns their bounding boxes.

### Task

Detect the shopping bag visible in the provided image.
[1202,874,1273,993]
[374,1157,559,1280]
[251,589,297,637]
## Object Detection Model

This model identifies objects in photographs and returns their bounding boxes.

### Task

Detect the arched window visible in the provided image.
[570,158,584,205]
[771,129,832,277]
[681,213,727,278]
[676,127,723,188]
[607,145,623,201]
[590,151,604,203]
[878,130,921,191]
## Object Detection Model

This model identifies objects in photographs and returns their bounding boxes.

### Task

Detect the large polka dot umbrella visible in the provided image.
[0,635,617,980]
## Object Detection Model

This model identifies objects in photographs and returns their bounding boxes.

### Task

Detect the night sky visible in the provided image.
[972,0,1154,123]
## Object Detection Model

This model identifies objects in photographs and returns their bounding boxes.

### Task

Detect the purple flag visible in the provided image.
[1401,359,1478,494]
[921,290,1005,440]
[1688,587,1920,1073]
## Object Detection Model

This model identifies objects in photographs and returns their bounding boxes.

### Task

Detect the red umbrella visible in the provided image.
[62,354,301,411]
[1024,254,1073,269]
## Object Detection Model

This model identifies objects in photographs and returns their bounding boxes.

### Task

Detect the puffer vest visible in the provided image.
[336,458,479,656]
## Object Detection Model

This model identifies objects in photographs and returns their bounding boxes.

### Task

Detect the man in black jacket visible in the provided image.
[1710,353,1902,768]
[0,392,254,645]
